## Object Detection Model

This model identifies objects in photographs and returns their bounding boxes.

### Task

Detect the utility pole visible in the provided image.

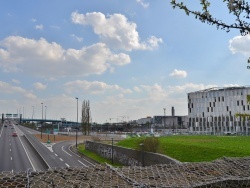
[163,108,166,128]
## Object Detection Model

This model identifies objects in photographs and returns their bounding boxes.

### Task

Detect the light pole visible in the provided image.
[163,108,166,128]
[45,106,47,121]
[41,103,43,139]
[76,97,78,148]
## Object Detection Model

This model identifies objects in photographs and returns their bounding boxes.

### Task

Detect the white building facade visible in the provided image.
[188,86,250,134]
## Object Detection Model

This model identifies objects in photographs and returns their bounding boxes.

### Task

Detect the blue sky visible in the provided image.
[0,0,249,123]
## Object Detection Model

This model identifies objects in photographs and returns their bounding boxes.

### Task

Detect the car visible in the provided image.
[4,125,7,127]
[12,132,17,137]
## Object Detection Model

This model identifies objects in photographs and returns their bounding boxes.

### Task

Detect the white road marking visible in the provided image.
[65,163,70,167]
[55,153,58,157]
[62,146,72,156]
[16,129,36,171]
[59,158,63,161]
[10,157,12,160]
[10,149,11,152]
[78,160,87,167]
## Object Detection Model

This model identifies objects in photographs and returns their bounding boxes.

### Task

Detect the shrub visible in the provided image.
[140,137,160,153]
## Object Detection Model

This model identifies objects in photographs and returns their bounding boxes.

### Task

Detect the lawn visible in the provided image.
[116,135,250,162]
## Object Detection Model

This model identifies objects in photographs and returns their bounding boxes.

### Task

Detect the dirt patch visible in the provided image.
[34,134,94,143]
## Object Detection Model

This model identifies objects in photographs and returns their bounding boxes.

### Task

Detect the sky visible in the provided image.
[0,0,249,123]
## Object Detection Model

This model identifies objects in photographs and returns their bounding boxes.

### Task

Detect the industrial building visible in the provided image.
[188,86,250,134]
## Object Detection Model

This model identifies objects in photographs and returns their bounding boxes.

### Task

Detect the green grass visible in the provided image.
[77,144,122,166]
[116,135,250,162]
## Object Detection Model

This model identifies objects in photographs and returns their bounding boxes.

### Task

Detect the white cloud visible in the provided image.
[229,35,250,57]
[31,18,37,22]
[169,69,187,78]
[33,82,47,90]
[0,81,36,99]
[64,80,132,94]
[0,36,131,77]
[71,12,162,51]
[12,79,20,84]
[136,0,149,8]
[70,34,83,42]
[35,24,43,30]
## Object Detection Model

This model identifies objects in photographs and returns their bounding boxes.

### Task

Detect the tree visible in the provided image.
[235,95,250,119]
[171,0,250,35]
[81,100,91,135]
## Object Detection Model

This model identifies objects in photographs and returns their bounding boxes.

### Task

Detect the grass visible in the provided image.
[77,144,122,167]
[116,135,250,162]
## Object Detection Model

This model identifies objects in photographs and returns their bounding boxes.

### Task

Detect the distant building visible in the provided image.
[137,107,188,130]
[188,86,250,134]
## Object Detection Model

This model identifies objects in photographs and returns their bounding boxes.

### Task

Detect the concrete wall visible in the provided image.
[85,141,180,166]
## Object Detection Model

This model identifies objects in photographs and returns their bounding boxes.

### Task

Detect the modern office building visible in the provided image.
[188,86,250,134]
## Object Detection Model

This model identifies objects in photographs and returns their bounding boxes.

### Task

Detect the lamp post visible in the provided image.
[139,143,144,167]
[111,138,114,164]
[41,103,43,139]
[76,97,78,148]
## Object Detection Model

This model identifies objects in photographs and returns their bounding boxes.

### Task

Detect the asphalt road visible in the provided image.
[18,125,95,169]
[0,122,33,172]
[52,141,95,167]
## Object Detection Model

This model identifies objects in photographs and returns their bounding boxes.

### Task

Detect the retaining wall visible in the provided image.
[85,141,180,166]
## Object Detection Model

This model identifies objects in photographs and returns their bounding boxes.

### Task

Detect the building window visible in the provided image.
[222,96,224,101]
[226,106,229,111]
[237,101,239,106]
[243,106,245,111]
[207,107,209,112]
[218,97,220,102]
[242,100,244,105]
[211,107,213,112]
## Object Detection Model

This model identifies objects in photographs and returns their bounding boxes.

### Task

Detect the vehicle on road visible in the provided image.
[4,125,7,127]
[12,132,17,137]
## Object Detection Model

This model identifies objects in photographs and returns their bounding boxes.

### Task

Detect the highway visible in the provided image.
[17,125,95,169]
[0,121,34,172]
[0,121,95,172]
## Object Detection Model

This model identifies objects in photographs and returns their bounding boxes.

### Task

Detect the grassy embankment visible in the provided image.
[77,143,122,166]
[116,135,250,162]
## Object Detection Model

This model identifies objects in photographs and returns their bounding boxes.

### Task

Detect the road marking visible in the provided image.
[78,160,87,167]
[10,149,11,152]
[59,158,63,161]
[12,169,13,173]
[17,132,36,171]
[65,163,70,167]
[79,156,95,166]
[55,153,58,157]
[62,146,72,156]
[10,157,12,160]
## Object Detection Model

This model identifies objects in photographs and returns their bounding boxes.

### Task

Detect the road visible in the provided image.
[0,121,34,172]
[17,125,95,169]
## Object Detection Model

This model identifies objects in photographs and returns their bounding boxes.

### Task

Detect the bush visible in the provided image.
[140,137,160,153]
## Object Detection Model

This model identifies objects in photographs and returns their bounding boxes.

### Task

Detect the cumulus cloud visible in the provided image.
[0,36,131,76]
[71,12,162,51]
[35,24,43,30]
[168,83,217,94]
[64,80,132,94]
[169,69,187,78]
[33,82,47,90]
[136,0,149,8]
[0,81,36,99]
[229,35,250,57]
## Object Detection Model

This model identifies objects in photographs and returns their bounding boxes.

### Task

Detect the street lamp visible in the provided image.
[41,103,43,139]
[76,97,78,148]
